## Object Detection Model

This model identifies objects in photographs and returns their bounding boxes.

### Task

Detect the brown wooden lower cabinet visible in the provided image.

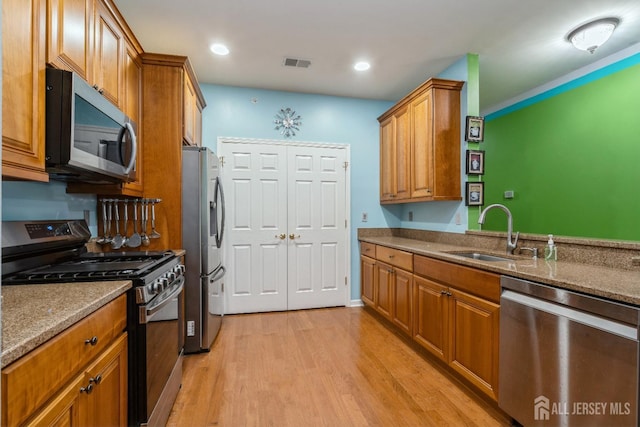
[360,255,376,306]
[375,261,394,320]
[360,242,500,402]
[25,334,128,426]
[360,251,413,336]
[448,289,500,401]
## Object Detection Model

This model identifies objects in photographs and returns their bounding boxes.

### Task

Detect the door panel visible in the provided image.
[224,144,288,313]
[221,141,348,313]
[287,146,347,310]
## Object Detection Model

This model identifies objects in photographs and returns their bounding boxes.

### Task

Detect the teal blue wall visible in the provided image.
[2,181,98,234]
[199,84,394,301]
[199,55,472,301]
[393,55,474,233]
[481,52,640,241]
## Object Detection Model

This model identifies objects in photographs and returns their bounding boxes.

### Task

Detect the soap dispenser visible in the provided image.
[544,234,557,261]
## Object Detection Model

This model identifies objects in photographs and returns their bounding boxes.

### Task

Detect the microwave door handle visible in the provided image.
[122,122,137,174]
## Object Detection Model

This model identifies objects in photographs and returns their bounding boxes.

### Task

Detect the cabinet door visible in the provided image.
[93,0,123,107]
[394,105,411,200]
[374,261,393,320]
[24,333,127,426]
[2,0,49,182]
[121,41,143,195]
[392,268,412,336]
[413,275,448,361]
[379,115,396,201]
[449,288,500,401]
[24,374,86,426]
[82,333,128,426]
[46,0,92,79]
[410,90,434,199]
[183,74,197,146]
[360,255,376,307]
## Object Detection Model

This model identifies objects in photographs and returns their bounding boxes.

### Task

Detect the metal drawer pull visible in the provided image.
[275,234,286,240]
[84,336,98,346]
[89,374,103,385]
[289,234,301,240]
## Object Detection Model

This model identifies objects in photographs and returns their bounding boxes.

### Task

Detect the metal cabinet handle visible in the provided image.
[388,255,395,259]
[289,234,300,240]
[275,234,286,240]
[89,375,102,385]
[84,336,98,346]
[80,384,94,394]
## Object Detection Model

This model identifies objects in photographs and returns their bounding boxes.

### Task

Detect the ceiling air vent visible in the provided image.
[283,57,311,68]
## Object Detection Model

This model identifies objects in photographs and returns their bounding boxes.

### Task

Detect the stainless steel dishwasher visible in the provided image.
[499,276,639,426]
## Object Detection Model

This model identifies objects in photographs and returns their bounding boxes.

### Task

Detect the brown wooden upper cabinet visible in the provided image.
[46,0,131,109]
[58,1,145,196]
[378,78,464,204]
[2,0,48,181]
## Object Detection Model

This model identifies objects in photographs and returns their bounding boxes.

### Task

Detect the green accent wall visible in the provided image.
[466,53,482,230]
[481,59,640,241]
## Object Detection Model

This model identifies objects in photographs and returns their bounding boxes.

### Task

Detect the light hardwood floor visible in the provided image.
[167,307,511,426]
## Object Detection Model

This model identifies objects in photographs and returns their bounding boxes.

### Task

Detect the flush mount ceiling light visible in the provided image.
[354,61,371,71]
[210,43,230,56]
[567,18,619,54]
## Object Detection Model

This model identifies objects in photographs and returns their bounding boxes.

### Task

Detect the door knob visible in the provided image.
[275,234,286,240]
[289,234,300,240]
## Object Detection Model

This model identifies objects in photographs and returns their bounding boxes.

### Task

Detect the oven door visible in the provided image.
[139,276,184,426]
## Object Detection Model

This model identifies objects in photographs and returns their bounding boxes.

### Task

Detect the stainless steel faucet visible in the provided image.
[478,203,520,254]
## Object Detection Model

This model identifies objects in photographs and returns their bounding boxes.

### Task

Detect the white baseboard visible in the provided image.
[350,299,364,307]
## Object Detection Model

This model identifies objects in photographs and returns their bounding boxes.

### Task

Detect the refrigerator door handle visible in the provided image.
[210,266,226,283]
[214,177,225,248]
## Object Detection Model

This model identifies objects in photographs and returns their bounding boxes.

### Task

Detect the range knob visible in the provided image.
[174,264,185,275]
[167,272,177,282]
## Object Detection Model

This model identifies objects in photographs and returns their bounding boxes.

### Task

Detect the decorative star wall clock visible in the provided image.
[274,107,302,138]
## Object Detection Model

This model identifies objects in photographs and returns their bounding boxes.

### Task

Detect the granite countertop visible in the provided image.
[360,236,640,306]
[1,281,132,368]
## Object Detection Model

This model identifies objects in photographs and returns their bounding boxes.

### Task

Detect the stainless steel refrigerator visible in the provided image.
[182,146,225,353]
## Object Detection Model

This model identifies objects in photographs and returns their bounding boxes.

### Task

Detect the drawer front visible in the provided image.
[414,255,500,302]
[360,241,376,258]
[2,294,127,427]
[376,245,413,271]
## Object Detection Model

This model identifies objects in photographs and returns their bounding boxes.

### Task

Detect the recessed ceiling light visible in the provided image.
[210,43,230,56]
[354,61,371,71]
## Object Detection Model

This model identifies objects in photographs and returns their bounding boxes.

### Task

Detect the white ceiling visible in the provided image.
[113,0,640,111]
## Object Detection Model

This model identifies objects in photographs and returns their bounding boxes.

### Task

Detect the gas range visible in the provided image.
[1,219,185,426]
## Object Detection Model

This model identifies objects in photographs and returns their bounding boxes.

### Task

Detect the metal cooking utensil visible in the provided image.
[111,201,125,250]
[97,200,110,245]
[128,199,142,248]
[150,200,161,239]
[141,200,150,247]
[105,201,113,243]
[122,199,130,247]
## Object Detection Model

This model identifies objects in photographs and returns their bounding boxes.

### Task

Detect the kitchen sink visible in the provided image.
[446,251,513,262]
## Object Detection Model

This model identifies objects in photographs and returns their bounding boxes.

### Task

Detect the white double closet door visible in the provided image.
[219,139,349,314]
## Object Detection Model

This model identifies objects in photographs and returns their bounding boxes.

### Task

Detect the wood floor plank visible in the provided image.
[167,307,510,426]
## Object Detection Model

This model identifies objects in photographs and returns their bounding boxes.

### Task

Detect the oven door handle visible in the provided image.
[140,277,184,324]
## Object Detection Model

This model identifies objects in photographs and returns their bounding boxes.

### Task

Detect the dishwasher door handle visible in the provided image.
[502,289,637,340]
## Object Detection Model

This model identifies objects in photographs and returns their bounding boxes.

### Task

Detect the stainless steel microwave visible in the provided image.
[45,68,138,184]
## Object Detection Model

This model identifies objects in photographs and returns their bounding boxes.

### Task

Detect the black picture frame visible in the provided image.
[465,182,484,206]
[465,150,485,175]
[465,116,484,142]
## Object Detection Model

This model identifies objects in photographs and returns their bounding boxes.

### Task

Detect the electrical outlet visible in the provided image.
[408,211,413,221]
[504,190,515,199]
[361,212,368,222]
[455,212,461,225]
[187,321,195,336]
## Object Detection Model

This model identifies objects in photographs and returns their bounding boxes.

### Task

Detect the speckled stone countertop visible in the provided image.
[1,281,131,368]
[359,235,640,306]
